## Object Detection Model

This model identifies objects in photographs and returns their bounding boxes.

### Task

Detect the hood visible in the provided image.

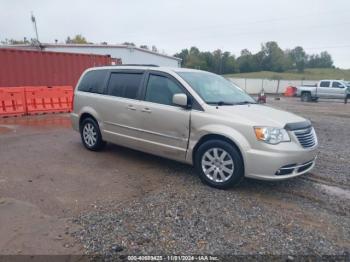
[213,104,307,128]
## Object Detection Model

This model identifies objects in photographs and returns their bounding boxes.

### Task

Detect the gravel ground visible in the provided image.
[72,97,350,259]
[268,97,350,187]
[73,181,349,257]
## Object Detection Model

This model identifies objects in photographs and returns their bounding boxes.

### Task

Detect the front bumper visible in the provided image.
[244,146,318,181]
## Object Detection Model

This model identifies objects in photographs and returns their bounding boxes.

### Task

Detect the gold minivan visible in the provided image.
[71,66,318,189]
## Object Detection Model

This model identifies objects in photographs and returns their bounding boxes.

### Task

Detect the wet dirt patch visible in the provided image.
[318,184,350,200]
[0,198,81,255]
[0,125,13,134]
[0,114,72,128]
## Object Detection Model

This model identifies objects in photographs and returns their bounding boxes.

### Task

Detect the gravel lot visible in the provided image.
[72,97,350,258]
[0,97,349,259]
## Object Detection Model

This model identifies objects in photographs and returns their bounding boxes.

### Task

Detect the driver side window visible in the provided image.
[332,81,344,88]
[145,74,185,106]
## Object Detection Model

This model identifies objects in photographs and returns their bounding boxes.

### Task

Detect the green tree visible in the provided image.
[175,47,238,74]
[212,49,223,74]
[140,45,149,50]
[174,49,189,67]
[1,37,31,45]
[122,42,136,46]
[237,49,260,72]
[289,46,307,73]
[222,52,238,74]
[66,34,88,44]
[307,51,333,68]
[186,47,207,70]
[172,42,334,74]
[260,41,290,72]
[152,45,158,52]
[201,51,214,71]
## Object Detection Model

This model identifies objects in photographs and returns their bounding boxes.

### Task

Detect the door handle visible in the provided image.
[141,107,152,113]
[127,105,136,111]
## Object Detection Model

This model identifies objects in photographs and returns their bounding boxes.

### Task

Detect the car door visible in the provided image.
[317,81,331,98]
[99,70,146,149]
[138,72,191,161]
[331,81,347,99]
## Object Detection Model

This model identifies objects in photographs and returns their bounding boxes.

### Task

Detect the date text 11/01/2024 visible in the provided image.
[127,255,219,261]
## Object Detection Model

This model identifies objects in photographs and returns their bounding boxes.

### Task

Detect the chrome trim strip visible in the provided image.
[104,121,185,141]
[103,130,186,153]
[279,159,314,170]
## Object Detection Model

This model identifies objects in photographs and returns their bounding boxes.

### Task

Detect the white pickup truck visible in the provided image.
[296,80,349,102]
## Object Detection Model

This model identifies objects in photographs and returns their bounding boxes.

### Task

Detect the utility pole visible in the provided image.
[31,12,40,45]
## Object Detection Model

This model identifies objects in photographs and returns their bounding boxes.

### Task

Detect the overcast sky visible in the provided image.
[1,0,350,68]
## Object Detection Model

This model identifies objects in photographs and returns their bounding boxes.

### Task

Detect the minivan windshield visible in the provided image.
[177,71,255,105]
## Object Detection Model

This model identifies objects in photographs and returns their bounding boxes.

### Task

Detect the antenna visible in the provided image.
[31,12,40,45]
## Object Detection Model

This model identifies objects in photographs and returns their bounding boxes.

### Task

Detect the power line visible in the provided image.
[304,44,350,50]
[119,8,350,38]
[183,9,350,32]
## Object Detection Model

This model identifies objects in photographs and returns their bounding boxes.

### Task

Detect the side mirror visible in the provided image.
[173,93,188,107]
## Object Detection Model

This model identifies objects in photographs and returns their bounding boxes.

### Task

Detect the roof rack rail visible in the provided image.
[115,64,159,67]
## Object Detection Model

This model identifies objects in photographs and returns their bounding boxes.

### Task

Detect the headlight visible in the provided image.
[254,127,290,144]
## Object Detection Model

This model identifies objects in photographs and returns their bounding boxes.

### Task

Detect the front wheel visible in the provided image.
[194,140,244,189]
[80,117,106,151]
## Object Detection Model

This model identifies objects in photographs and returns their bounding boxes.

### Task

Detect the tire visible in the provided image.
[80,117,106,151]
[301,92,311,102]
[194,139,244,189]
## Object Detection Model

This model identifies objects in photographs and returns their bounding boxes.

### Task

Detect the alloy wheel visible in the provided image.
[201,147,234,183]
[83,123,97,147]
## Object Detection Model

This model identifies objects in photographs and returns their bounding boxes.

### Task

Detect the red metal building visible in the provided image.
[0,48,121,88]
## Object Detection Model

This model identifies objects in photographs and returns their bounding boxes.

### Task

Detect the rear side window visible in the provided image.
[78,70,107,93]
[320,81,330,88]
[107,73,143,99]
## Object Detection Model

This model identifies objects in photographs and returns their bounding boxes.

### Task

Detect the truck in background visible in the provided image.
[296,80,349,102]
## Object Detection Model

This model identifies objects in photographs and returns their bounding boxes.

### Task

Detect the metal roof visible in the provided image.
[2,43,182,61]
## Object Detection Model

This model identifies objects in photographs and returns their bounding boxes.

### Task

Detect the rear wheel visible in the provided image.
[195,140,244,189]
[301,92,311,102]
[80,117,106,151]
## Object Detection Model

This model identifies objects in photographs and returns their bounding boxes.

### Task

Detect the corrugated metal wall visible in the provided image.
[228,78,318,94]
[0,48,121,88]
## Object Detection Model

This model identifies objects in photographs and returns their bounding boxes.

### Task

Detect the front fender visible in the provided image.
[186,124,251,166]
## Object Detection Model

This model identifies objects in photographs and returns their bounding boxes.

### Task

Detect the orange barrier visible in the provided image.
[0,87,27,117]
[284,86,297,97]
[25,86,73,115]
[56,86,74,112]
[0,86,73,117]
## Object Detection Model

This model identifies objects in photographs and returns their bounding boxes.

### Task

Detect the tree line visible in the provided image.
[2,36,334,74]
[174,42,334,74]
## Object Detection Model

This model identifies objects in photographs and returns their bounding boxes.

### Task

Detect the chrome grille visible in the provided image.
[294,127,316,148]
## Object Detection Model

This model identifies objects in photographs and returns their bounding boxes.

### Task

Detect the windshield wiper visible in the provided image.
[207,101,257,106]
[232,101,257,105]
[206,101,234,106]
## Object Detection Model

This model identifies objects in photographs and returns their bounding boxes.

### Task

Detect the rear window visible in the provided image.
[107,73,143,99]
[78,70,107,94]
